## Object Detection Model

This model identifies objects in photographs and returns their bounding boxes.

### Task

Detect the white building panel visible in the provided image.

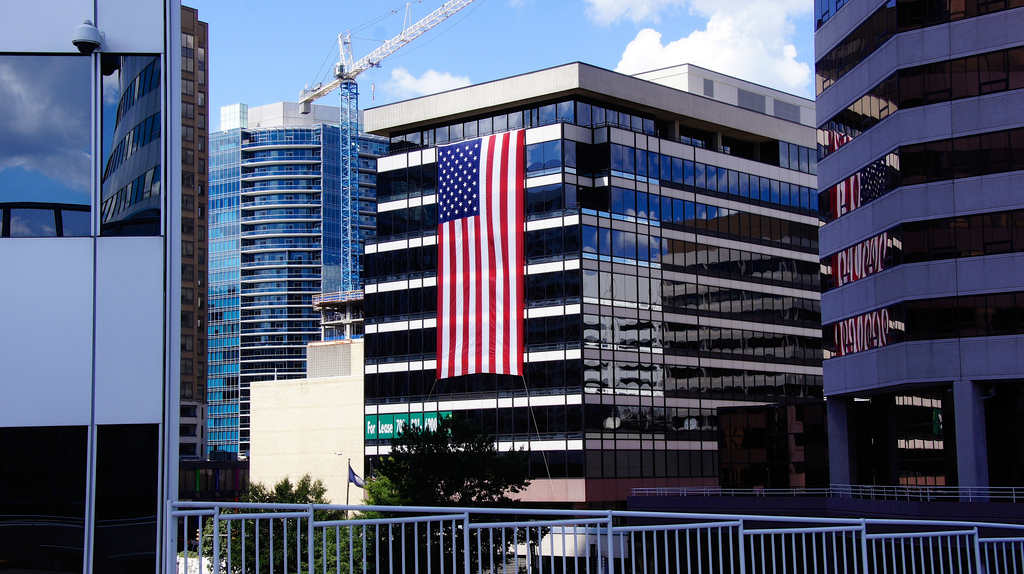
[0,0,93,53]
[93,237,166,424]
[0,239,94,426]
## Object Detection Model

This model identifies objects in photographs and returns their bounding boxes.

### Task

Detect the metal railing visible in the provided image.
[169,502,1024,574]
[632,484,1024,502]
[0,201,90,238]
[312,290,364,305]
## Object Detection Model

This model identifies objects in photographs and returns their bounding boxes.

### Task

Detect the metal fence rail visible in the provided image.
[169,502,1024,574]
[631,484,1024,502]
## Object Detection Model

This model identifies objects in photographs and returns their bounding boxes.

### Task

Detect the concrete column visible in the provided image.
[827,396,854,486]
[711,131,723,153]
[953,379,989,498]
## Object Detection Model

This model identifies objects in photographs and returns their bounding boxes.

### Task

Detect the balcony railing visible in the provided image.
[632,484,1024,503]
[0,202,90,237]
[312,290,363,305]
[170,502,1024,574]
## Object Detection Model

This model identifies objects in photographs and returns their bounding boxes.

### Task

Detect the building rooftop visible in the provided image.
[364,62,814,146]
[217,101,377,132]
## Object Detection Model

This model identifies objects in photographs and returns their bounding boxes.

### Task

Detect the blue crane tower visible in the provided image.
[298,0,477,292]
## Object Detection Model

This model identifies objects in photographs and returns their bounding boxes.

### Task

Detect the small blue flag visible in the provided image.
[348,464,365,489]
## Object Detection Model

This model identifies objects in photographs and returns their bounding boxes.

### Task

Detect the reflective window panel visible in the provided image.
[0,55,91,237]
[101,55,162,236]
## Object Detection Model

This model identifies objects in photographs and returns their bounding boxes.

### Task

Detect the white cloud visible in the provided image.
[9,213,55,237]
[585,0,687,25]
[0,56,92,195]
[384,67,471,100]
[587,0,813,96]
[103,69,121,105]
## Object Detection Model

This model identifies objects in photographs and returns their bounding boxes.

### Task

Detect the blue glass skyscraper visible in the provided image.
[206,102,383,459]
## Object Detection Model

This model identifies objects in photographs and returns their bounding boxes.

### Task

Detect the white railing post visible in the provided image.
[308,504,315,574]
[737,520,746,574]
[166,500,176,574]
[606,511,614,574]
[213,506,221,574]
[859,519,869,574]
[971,527,982,574]
[199,515,205,574]
[463,512,471,574]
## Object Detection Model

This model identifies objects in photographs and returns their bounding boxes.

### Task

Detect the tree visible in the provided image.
[244,473,332,505]
[202,475,356,573]
[363,416,532,573]
[368,415,531,507]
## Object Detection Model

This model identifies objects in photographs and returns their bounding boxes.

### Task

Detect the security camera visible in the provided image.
[72,20,102,54]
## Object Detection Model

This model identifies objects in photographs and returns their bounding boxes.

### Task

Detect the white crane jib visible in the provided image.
[295,0,477,292]
[298,0,477,112]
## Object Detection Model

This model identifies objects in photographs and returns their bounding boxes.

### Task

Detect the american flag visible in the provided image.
[436,130,525,379]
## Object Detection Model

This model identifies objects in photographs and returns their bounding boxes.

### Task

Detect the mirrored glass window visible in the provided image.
[0,425,87,571]
[101,55,162,236]
[0,55,91,237]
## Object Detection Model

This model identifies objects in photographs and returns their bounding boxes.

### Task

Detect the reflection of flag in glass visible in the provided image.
[348,464,365,489]
[436,130,525,379]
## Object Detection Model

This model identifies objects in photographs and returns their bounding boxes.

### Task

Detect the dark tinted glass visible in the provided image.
[0,425,87,572]
[93,424,159,573]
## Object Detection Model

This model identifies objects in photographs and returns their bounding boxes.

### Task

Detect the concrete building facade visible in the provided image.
[816,0,1024,490]
[249,341,366,504]
[179,4,209,461]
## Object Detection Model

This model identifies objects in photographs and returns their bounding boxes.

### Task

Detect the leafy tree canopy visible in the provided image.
[202,475,346,573]
[244,474,332,505]
[368,415,530,507]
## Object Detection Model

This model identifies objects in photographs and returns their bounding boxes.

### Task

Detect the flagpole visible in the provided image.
[346,457,351,518]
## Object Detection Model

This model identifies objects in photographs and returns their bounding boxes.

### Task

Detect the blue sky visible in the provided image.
[184,0,816,132]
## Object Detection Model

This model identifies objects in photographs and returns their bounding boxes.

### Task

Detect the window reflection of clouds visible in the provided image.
[0,55,90,204]
[101,68,121,161]
[10,209,57,237]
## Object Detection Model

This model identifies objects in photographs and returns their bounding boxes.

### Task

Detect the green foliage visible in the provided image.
[200,420,532,574]
[362,474,407,507]
[363,416,533,573]
[369,415,531,507]
[201,474,355,573]
[244,473,332,505]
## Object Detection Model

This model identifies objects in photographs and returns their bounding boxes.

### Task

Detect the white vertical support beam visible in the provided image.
[83,30,100,574]
[163,4,184,572]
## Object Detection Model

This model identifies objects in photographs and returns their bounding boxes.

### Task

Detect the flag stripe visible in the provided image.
[497,133,509,370]
[460,216,471,371]
[485,135,499,373]
[436,130,524,379]
[511,130,524,373]
[489,134,504,372]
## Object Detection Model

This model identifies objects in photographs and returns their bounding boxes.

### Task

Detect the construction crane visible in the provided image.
[298,0,477,292]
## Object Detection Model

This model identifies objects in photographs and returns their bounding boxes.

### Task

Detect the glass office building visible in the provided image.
[0,1,180,571]
[817,0,1024,489]
[363,63,823,504]
[207,103,384,459]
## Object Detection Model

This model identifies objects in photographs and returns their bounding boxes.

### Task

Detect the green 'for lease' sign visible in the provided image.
[365,411,452,440]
